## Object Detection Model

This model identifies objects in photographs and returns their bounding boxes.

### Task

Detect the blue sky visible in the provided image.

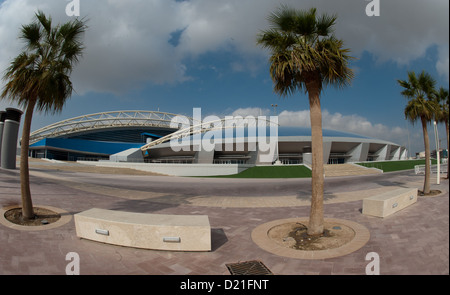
[0,0,449,155]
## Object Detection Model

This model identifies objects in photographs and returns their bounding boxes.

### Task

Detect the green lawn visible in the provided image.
[213,165,312,178]
[356,159,437,172]
[211,159,437,178]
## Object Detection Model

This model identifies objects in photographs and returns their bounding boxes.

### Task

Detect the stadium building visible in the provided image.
[28,110,408,166]
[140,125,407,165]
[29,111,192,161]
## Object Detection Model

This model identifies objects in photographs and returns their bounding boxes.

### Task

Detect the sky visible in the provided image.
[0,0,448,156]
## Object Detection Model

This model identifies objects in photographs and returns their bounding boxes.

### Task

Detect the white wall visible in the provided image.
[78,161,254,176]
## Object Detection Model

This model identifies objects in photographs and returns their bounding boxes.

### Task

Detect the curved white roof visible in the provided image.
[29,110,194,144]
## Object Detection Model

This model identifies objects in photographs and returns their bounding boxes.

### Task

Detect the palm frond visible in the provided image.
[315,13,337,36]
[257,6,354,98]
[256,29,297,52]
[435,87,449,123]
[398,70,440,124]
[1,11,87,115]
[267,4,298,32]
[35,10,52,36]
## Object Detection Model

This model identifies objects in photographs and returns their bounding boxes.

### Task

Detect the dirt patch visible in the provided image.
[4,207,61,226]
[252,218,371,259]
[419,190,442,197]
[268,221,355,251]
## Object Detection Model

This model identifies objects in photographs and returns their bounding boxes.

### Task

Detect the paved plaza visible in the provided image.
[0,160,448,275]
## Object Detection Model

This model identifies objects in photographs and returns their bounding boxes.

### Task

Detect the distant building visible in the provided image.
[431,148,448,159]
[417,149,448,159]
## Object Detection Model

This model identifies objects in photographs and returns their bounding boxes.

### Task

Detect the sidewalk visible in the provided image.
[0,164,448,275]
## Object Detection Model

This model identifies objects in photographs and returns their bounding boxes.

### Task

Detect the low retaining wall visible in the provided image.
[77,161,253,176]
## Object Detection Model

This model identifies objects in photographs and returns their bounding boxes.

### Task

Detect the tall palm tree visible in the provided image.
[257,6,354,236]
[1,11,86,220]
[435,87,449,179]
[397,71,439,194]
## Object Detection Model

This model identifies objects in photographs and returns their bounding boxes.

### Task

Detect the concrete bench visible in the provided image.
[362,188,418,218]
[74,208,211,251]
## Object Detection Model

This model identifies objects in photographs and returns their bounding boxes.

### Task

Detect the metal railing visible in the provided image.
[414,164,448,175]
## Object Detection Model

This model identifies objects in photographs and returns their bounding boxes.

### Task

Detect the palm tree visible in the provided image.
[257,6,354,236]
[435,87,449,179]
[397,71,439,194]
[1,11,86,220]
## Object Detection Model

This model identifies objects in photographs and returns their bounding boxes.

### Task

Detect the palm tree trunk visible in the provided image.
[306,80,324,236]
[20,98,37,220]
[421,117,431,194]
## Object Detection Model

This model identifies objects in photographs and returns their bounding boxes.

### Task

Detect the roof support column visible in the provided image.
[374,144,390,161]
[195,149,214,164]
[390,146,401,160]
[323,141,332,164]
[400,148,408,160]
[347,142,370,163]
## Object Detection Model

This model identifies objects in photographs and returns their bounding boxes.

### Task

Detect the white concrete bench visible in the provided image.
[362,188,418,218]
[74,208,211,251]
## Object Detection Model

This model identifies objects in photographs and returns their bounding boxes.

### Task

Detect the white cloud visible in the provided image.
[277,110,311,127]
[0,0,448,96]
[230,107,271,117]
[436,45,450,82]
[0,0,190,95]
[227,107,409,149]
[275,108,449,156]
[226,105,449,156]
[276,109,406,144]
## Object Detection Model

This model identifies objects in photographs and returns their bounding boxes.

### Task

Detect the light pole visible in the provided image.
[433,121,440,184]
[405,119,411,159]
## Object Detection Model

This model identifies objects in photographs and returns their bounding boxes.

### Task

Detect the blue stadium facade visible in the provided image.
[28,111,184,161]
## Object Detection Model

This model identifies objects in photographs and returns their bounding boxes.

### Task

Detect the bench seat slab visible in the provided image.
[74,208,211,251]
[362,188,418,218]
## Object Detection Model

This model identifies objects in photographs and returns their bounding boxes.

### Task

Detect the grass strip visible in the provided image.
[357,159,437,172]
[211,165,312,178]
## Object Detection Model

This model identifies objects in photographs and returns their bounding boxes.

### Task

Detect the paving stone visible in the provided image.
[0,166,448,275]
